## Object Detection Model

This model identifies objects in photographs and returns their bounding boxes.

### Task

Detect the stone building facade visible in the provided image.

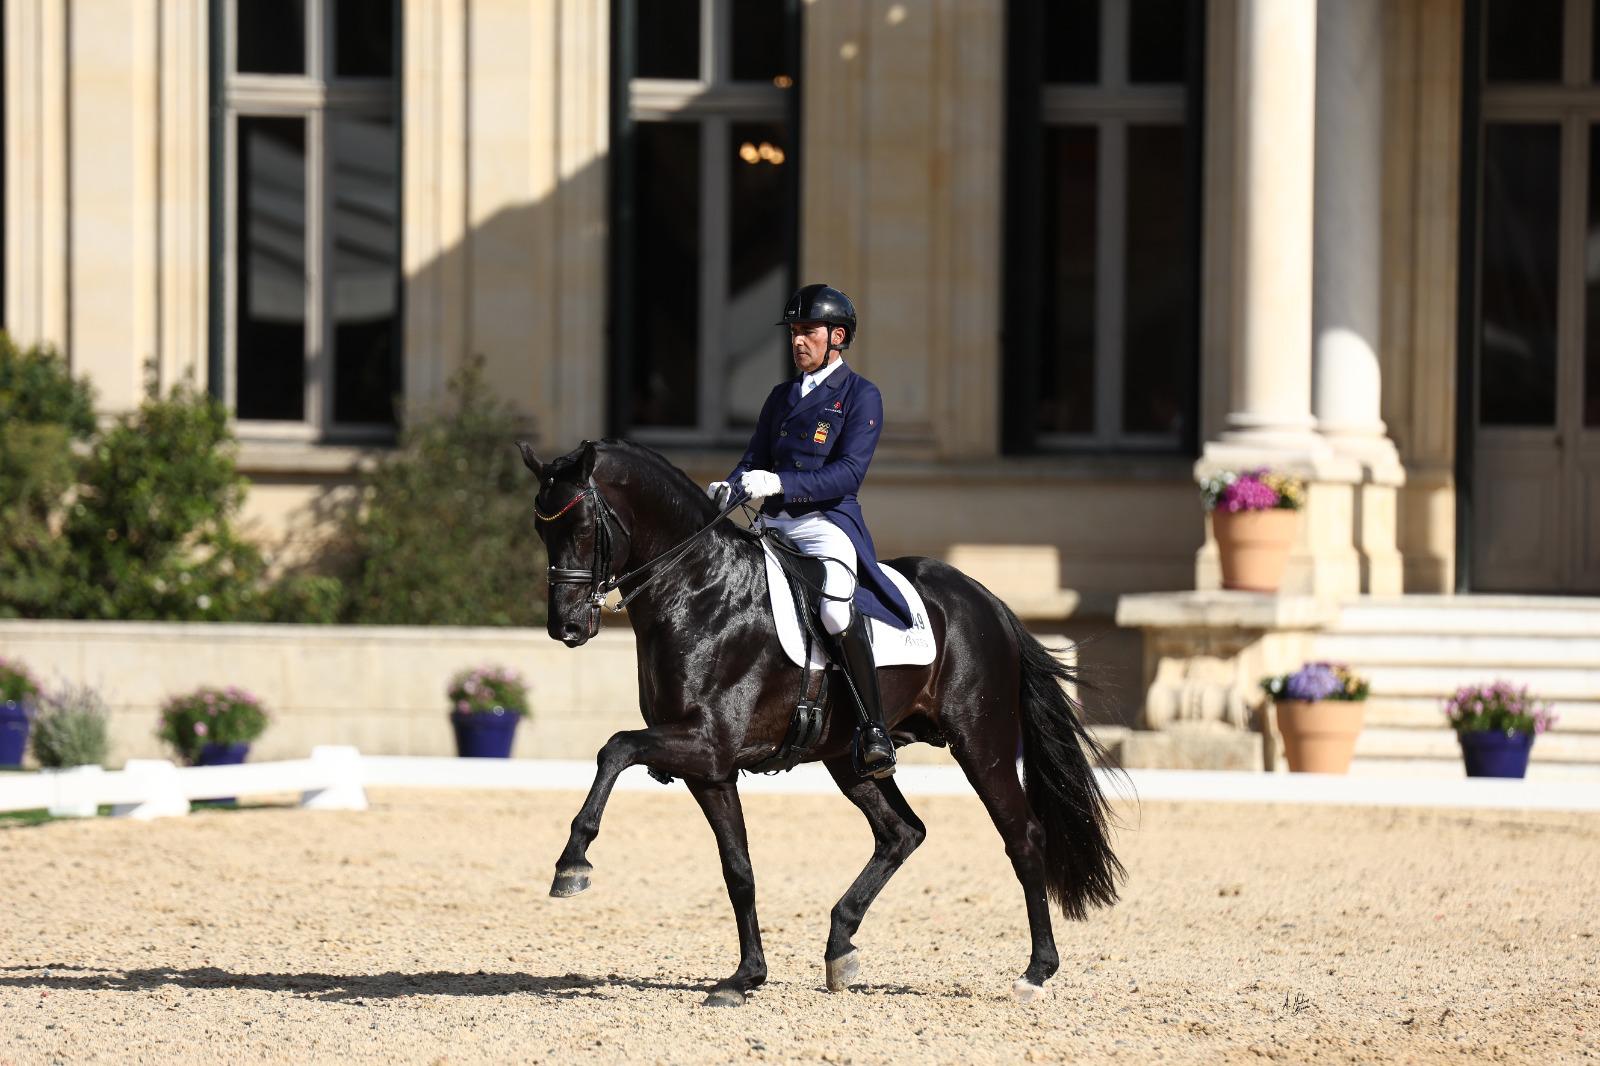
[4,1,1597,765]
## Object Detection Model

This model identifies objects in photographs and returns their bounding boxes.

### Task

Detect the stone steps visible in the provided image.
[1312,596,1600,779]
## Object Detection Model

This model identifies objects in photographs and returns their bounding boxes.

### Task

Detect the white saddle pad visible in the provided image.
[760,539,937,669]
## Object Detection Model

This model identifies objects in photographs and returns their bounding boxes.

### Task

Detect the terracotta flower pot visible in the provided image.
[1212,508,1297,592]
[1275,699,1365,774]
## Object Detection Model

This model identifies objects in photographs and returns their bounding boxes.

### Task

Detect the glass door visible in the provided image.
[1470,0,1600,591]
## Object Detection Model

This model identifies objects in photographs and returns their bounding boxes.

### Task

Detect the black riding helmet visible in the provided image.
[777,283,857,350]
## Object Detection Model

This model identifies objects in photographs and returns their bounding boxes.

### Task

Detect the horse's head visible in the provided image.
[520,439,631,647]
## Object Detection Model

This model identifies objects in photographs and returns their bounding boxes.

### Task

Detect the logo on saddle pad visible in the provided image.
[813,421,831,444]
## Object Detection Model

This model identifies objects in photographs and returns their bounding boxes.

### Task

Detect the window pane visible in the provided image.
[1123,124,1190,436]
[236,117,307,422]
[1587,124,1600,427]
[330,116,399,426]
[629,122,701,428]
[236,0,305,76]
[732,0,788,84]
[1484,0,1562,83]
[1479,123,1559,427]
[636,0,700,80]
[335,0,394,79]
[1043,1,1099,84]
[1129,0,1187,83]
[1039,125,1098,435]
[726,122,791,430]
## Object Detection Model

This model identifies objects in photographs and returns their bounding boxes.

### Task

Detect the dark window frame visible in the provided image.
[1002,0,1206,456]
[608,0,802,443]
[208,0,403,441]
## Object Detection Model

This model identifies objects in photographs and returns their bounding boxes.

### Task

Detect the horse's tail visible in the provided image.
[998,600,1124,920]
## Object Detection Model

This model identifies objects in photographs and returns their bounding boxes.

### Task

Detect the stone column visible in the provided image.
[1197,0,1361,600]
[1313,0,1405,595]
[3,0,70,350]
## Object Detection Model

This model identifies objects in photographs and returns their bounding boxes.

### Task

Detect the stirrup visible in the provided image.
[853,727,897,780]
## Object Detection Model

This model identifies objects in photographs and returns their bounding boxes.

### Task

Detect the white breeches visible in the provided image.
[762,512,857,634]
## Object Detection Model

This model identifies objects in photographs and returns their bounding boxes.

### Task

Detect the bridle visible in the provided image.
[536,475,748,637]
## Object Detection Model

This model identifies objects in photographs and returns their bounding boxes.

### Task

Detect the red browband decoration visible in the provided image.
[534,490,586,522]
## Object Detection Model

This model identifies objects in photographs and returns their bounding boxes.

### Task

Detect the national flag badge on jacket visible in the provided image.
[813,421,830,444]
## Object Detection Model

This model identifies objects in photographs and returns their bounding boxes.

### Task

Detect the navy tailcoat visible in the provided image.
[727,363,915,630]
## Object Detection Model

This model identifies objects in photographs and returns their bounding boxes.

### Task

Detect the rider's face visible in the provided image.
[789,323,842,374]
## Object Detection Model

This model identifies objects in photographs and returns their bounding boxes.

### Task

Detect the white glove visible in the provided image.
[705,480,732,507]
[738,469,784,500]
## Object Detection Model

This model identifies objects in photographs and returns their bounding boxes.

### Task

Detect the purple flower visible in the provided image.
[1284,663,1341,702]
[1219,476,1280,513]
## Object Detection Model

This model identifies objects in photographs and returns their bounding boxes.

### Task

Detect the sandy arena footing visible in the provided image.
[2,787,1597,1064]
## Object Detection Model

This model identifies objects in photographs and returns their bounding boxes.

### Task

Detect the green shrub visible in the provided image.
[340,357,546,626]
[54,380,339,623]
[157,685,270,764]
[0,337,97,618]
[31,682,112,768]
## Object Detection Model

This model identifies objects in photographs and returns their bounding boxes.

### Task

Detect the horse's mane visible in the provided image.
[594,438,722,533]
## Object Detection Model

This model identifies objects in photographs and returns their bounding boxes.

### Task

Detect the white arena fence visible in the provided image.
[3,748,1600,820]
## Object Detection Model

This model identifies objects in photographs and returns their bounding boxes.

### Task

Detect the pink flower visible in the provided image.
[193,722,208,736]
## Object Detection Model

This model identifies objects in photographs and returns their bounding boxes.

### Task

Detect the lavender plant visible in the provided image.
[31,681,111,768]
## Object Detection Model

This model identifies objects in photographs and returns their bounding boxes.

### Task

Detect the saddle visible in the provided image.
[746,527,833,775]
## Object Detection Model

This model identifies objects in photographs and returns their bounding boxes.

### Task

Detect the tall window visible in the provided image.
[611,0,800,442]
[218,0,400,439]
[1003,0,1203,454]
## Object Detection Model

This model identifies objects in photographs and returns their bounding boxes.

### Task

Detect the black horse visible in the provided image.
[521,439,1122,1006]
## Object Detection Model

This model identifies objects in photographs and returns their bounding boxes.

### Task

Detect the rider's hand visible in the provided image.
[705,480,732,508]
[738,470,784,500]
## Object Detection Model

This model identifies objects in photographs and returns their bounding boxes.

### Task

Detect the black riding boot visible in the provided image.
[832,609,896,778]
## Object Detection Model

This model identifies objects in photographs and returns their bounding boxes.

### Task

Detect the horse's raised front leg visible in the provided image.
[821,755,927,992]
[550,723,717,898]
[686,779,767,1007]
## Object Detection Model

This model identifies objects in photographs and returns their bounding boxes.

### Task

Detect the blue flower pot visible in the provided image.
[0,701,32,766]
[451,710,522,759]
[1458,730,1534,779]
[194,741,251,805]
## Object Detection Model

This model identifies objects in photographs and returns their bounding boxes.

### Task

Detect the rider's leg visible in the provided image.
[773,514,895,776]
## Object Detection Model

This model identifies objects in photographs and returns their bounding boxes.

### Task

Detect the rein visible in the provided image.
[539,477,750,633]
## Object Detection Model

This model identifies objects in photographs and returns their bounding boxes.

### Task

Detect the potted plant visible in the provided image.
[1261,662,1370,774]
[1443,681,1556,779]
[449,666,530,758]
[0,656,42,767]
[32,681,112,818]
[1200,468,1306,593]
[157,685,271,766]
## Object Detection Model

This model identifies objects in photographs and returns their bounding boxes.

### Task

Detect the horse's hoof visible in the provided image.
[702,988,747,1008]
[1012,978,1048,1004]
[549,866,592,897]
[825,950,860,992]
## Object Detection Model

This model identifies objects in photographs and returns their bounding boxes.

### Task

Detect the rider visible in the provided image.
[708,284,915,778]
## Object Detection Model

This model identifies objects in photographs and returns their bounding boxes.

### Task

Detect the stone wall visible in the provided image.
[0,621,639,766]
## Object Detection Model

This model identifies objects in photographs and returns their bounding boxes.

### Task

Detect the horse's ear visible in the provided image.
[577,439,598,481]
[516,440,543,478]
